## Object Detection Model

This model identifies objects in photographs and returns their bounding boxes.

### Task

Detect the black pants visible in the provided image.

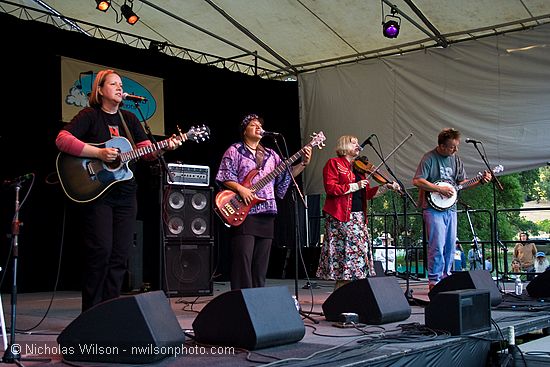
[230,215,275,290]
[80,193,137,311]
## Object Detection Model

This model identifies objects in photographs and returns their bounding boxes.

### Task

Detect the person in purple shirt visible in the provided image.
[216,114,312,290]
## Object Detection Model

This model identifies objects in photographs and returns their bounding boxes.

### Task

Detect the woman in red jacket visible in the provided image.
[316,135,398,289]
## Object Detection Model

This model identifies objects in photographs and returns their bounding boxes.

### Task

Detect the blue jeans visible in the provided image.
[423,208,457,285]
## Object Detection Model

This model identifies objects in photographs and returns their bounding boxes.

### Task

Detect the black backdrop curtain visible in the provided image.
[0,13,302,292]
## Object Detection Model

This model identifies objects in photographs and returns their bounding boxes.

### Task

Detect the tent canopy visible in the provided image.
[4,0,550,78]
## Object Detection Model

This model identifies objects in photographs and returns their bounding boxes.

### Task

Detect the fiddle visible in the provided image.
[352,156,393,185]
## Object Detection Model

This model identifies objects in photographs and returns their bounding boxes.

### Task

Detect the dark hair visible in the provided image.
[438,128,460,145]
[520,232,529,240]
[240,114,263,137]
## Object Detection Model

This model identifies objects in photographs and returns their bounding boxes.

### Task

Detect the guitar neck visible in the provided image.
[249,147,307,192]
[457,174,483,191]
[119,135,183,162]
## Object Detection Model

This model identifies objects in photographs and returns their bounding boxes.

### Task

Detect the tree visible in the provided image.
[518,169,540,201]
[536,166,550,201]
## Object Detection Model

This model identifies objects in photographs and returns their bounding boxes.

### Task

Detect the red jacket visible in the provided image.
[322,156,379,222]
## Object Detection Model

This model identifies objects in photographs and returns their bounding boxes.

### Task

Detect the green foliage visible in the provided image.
[539,219,550,233]
[536,166,550,201]
[458,173,524,241]
[518,169,540,201]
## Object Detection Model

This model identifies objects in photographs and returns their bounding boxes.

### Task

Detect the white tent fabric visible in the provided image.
[4,1,550,78]
[299,23,550,195]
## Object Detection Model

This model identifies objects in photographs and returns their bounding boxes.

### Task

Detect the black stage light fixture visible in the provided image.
[95,0,110,12]
[121,3,139,25]
[382,6,401,39]
[383,18,400,38]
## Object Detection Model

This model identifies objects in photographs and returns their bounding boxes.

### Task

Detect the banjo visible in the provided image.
[427,165,504,211]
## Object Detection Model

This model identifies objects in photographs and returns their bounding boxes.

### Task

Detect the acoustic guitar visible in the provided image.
[57,125,210,203]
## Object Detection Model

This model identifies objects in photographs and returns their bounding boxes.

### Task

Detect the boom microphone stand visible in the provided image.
[363,133,419,302]
[462,203,482,270]
[129,101,174,291]
[2,174,40,364]
[2,183,22,363]
[467,140,503,280]
[271,135,319,324]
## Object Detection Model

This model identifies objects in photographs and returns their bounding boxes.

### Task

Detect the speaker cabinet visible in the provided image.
[163,240,213,297]
[322,277,411,325]
[164,186,213,240]
[192,286,305,350]
[425,289,491,335]
[428,270,502,306]
[124,220,143,292]
[527,269,550,298]
[57,291,185,363]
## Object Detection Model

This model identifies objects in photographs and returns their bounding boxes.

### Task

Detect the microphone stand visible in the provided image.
[461,202,482,270]
[364,134,419,302]
[2,180,49,364]
[130,101,174,291]
[468,141,503,280]
[272,136,319,324]
[2,183,22,363]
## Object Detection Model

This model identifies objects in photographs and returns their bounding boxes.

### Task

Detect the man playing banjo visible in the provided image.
[412,128,491,290]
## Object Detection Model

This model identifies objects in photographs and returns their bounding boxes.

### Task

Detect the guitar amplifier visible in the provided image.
[167,163,210,187]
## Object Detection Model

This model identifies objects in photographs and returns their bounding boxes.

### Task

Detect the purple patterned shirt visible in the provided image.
[216,142,292,215]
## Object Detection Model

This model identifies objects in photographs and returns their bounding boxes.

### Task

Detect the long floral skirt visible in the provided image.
[316,212,374,280]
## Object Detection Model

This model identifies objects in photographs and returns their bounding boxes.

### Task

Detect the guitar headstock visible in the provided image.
[309,131,326,150]
[180,125,211,143]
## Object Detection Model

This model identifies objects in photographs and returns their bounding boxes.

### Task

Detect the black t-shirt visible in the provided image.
[63,107,150,199]
[63,107,148,145]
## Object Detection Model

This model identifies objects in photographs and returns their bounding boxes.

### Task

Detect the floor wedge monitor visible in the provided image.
[192,286,305,350]
[57,291,185,363]
[322,277,411,325]
[428,270,502,306]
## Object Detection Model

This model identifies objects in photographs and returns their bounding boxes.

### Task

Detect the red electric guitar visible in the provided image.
[215,132,326,226]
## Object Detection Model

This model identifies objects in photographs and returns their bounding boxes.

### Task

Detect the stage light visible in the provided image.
[148,40,167,52]
[95,0,110,12]
[382,18,400,38]
[382,5,401,39]
[121,3,139,25]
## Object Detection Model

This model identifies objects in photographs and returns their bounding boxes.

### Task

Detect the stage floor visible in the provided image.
[0,277,549,366]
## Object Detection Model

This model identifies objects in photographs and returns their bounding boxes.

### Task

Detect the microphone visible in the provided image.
[3,173,33,187]
[122,93,148,102]
[260,129,280,137]
[465,138,482,144]
[360,134,376,149]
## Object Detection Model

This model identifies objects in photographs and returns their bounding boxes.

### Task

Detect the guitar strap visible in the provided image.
[255,144,265,170]
[118,110,136,149]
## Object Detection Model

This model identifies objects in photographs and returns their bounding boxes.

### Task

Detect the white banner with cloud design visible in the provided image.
[61,56,165,135]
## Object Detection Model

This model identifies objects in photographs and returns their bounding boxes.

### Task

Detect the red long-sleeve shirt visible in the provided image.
[322,156,379,222]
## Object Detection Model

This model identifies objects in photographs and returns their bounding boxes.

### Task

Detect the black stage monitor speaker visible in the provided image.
[57,291,185,363]
[164,186,213,240]
[428,270,502,306]
[322,277,411,325]
[164,240,213,296]
[192,286,305,350]
[425,289,491,335]
[527,269,550,298]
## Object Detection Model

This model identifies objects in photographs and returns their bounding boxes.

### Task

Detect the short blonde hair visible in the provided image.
[335,135,357,157]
